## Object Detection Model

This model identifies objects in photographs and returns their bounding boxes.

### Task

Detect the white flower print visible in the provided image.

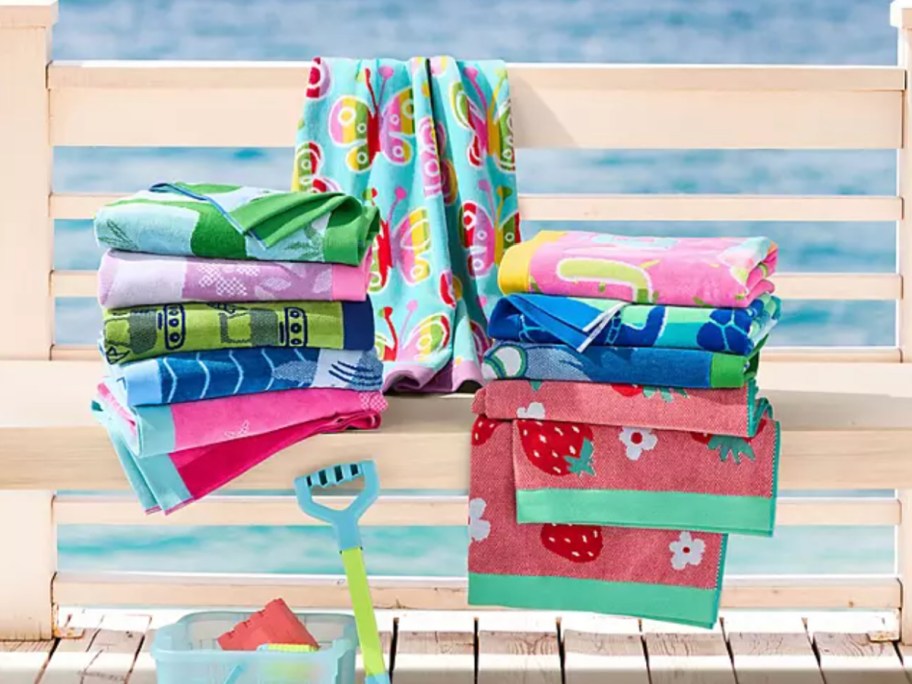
[669,531,706,571]
[468,498,491,542]
[618,427,658,461]
[516,402,546,420]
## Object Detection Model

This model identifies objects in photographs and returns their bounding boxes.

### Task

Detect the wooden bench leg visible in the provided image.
[0,3,56,361]
[899,491,912,644]
[0,492,56,640]
[895,0,912,646]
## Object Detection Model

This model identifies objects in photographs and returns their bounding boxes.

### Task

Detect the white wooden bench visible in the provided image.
[4,1,912,674]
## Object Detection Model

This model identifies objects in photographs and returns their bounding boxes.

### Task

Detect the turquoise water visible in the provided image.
[55,0,897,576]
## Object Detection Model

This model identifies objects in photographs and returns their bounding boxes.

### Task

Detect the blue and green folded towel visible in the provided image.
[109,347,383,406]
[94,182,379,266]
[483,340,762,389]
[488,293,780,354]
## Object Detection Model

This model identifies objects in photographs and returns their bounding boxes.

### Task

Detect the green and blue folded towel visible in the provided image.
[488,293,779,354]
[94,182,379,266]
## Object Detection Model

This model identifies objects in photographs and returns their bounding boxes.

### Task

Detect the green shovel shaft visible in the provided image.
[341,547,386,676]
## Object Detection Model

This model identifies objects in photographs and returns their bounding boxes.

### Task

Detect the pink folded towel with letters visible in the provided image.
[98,249,372,308]
[468,417,727,627]
[473,379,769,438]
[498,231,777,308]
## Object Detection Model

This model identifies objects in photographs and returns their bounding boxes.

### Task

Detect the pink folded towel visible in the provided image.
[468,417,726,627]
[97,381,385,458]
[499,231,778,308]
[98,249,372,308]
[98,402,384,514]
[473,379,768,438]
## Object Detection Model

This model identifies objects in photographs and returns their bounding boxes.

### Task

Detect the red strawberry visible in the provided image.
[517,419,595,477]
[472,416,501,446]
[690,431,713,445]
[611,384,643,398]
[540,524,603,563]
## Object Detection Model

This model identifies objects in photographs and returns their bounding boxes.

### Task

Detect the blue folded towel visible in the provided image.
[108,347,383,406]
[488,293,779,354]
[482,341,761,389]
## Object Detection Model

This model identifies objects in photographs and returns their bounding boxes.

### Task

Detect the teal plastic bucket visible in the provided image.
[152,611,357,684]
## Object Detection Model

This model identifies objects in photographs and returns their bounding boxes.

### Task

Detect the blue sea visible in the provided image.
[57,0,898,578]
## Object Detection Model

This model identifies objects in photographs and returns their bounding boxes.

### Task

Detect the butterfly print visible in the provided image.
[460,180,521,276]
[306,58,332,100]
[294,141,340,193]
[450,67,514,173]
[375,300,450,363]
[329,65,415,173]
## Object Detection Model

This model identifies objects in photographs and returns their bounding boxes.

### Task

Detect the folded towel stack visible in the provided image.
[92,182,388,514]
[469,230,782,627]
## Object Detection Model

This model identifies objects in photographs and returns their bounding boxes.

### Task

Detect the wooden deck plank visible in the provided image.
[125,630,155,684]
[477,613,561,684]
[644,620,737,684]
[892,643,912,681]
[562,615,649,684]
[355,612,395,684]
[39,613,150,684]
[807,614,907,684]
[722,613,823,684]
[393,612,475,684]
[0,640,56,684]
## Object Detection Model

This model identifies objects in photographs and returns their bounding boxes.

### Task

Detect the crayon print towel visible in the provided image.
[499,231,778,308]
[96,380,384,458]
[483,341,761,389]
[294,57,519,392]
[468,417,727,627]
[473,379,769,438]
[488,293,780,355]
[98,250,372,309]
[94,393,386,514]
[101,300,374,365]
[109,348,382,407]
[95,183,379,266]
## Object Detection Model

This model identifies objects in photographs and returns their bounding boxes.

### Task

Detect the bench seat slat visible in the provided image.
[2,361,912,491]
[46,64,903,149]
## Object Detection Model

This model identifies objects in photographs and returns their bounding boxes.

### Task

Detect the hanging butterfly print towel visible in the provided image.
[294,57,519,391]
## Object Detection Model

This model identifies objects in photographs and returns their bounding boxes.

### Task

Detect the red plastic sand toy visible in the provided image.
[216,598,319,651]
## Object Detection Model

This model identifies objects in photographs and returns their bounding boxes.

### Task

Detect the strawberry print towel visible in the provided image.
[469,417,727,627]
[499,231,777,308]
[507,408,780,536]
[473,379,770,438]
[294,57,519,392]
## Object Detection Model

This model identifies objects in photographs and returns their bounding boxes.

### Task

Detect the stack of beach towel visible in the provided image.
[91,182,388,514]
[468,230,781,627]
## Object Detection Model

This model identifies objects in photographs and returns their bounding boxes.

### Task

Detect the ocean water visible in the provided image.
[56,0,898,577]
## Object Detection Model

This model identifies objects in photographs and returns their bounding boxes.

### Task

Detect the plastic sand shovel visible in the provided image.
[295,461,390,684]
